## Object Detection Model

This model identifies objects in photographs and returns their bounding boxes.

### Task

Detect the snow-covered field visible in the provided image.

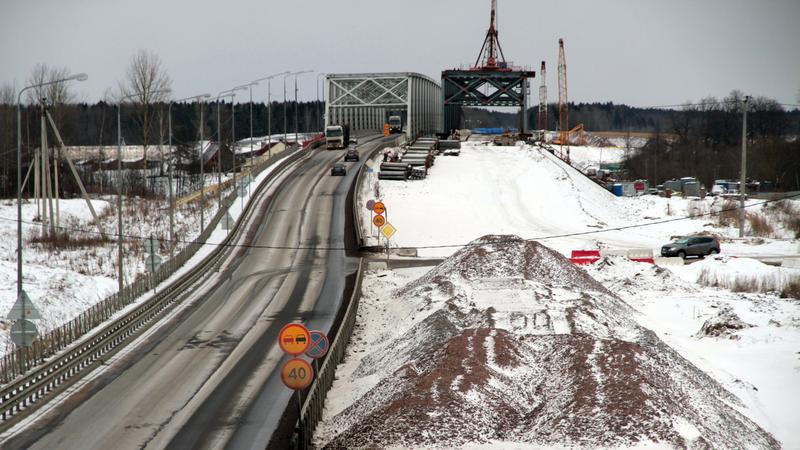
[316,241,798,448]
[0,168,264,356]
[324,140,799,448]
[358,141,799,260]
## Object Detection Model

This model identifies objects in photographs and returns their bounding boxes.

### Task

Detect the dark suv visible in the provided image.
[344,149,359,162]
[661,236,720,259]
[330,163,346,176]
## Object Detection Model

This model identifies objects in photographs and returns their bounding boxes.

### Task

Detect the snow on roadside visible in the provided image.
[0,163,275,357]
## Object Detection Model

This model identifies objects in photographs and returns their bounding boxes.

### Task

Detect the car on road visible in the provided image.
[661,236,720,259]
[344,149,360,162]
[349,137,359,145]
[331,163,346,176]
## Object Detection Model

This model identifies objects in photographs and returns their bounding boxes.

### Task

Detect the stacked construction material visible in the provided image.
[378,162,412,181]
[378,137,440,181]
[440,139,461,156]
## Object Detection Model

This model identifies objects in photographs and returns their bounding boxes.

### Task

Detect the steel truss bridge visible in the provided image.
[442,68,535,134]
[325,72,441,139]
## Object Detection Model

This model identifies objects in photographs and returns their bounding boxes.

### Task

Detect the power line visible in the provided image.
[1,192,798,252]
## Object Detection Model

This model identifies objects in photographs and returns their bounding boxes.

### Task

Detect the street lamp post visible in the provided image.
[168,93,210,255]
[117,88,169,292]
[243,81,259,168]
[317,73,326,132]
[293,70,313,143]
[216,87,246,206]
[249,72,289,161]
[283,73,290,145]
[16,72,87,347]
[264,72,289,158]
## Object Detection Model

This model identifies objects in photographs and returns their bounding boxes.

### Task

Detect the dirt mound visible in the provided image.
[319,236,778,449]
[696,305,754,339]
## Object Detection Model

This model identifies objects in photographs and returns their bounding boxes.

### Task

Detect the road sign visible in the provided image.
[143,236,159,254]
[10,319,39,347]
[281,358,314,390]
[381,222,397,239]
[222,212,235,230]
[366,200,375,211]
[278,323,311,355]
[146,254,162,272]
[372,215,386,228]
[383,123,390,137]
[365,159,375,169]
[238,183,248,197]
[373,201,386,215]
[7,290,41,320]
[305,331,329,359]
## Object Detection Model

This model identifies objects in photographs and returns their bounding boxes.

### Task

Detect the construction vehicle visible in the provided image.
[388,115,402,134]
[325,124,350,150]
[552,123,585,146]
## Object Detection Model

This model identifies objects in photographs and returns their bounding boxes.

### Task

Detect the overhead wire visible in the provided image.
[1,192,798,252]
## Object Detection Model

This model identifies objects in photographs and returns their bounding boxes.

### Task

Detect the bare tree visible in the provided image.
[118,49,172,187]
[26,64,77,106]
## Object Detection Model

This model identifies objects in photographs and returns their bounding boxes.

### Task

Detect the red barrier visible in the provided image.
[569,250,655,265]
[301,134,325,149]
[570,250,600,265]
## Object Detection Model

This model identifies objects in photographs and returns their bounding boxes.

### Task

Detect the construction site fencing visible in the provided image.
[0,146,304,385]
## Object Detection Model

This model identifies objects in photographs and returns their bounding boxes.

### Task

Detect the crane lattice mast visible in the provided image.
[473,0,507,70]
[538,61,547,131]
[557,38,569,162]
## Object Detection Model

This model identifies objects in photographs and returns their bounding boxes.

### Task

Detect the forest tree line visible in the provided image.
[463,91,799,191]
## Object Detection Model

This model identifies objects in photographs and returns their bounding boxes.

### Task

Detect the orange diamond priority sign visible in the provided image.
[278,323,311,356]
[381,222,396,239]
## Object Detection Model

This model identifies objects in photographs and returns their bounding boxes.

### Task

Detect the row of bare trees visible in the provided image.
[624,90,800,191]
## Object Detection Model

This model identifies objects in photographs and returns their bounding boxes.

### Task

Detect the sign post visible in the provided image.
[278,322,314,445]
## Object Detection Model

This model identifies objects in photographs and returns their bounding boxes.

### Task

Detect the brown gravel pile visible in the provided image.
[320,236,779,449]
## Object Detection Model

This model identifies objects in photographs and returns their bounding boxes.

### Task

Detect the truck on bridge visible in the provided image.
[388,115,403,134]
[325,125,350,150]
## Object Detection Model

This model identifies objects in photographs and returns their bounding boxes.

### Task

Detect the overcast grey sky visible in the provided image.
[2,0,799,107]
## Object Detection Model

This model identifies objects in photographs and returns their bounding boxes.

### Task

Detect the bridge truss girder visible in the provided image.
[325,72,442,139]
[441,69,535,134]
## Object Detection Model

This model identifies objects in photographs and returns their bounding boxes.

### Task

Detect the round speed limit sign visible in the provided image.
[281,358,314,390]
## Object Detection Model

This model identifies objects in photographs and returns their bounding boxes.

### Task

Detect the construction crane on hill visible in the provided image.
[557,38,569,163]
[538,61,547,132]
[473,0,508,71]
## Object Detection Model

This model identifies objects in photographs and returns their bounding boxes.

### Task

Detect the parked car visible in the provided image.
[661,236,720,259]
[344,148,360,162]
[710,185,726,196]
[330,163,346,176]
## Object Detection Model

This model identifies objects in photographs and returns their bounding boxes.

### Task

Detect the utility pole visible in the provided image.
[739,95,750,238]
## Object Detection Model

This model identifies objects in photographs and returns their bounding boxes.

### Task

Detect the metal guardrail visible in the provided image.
[0,147,310,425]
[294,258,364,450]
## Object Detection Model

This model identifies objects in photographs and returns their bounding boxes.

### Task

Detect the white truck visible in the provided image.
[388,115,402,134]
[325,125,350,150]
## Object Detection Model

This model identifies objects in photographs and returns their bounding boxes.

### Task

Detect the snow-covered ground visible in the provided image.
[358,141,799,260]
[316,240,798,448]
[585,256,800,448]
[325,139,799,448]
[0,165,271,356]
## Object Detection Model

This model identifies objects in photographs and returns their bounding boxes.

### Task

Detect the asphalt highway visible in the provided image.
[4,135,389,450]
